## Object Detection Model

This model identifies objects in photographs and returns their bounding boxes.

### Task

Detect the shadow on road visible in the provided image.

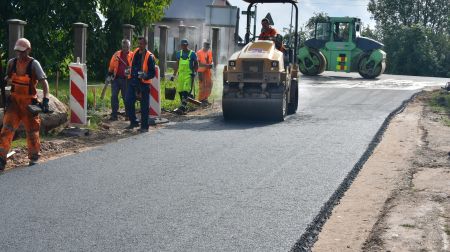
[300,74,376,82]
[164,111,321,132]
[164,114,281,132]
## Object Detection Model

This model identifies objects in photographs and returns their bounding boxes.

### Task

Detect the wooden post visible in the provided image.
[55,70,59,98]
[93,87,96,109]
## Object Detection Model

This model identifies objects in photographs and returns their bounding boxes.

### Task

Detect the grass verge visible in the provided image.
[428,91,450,126]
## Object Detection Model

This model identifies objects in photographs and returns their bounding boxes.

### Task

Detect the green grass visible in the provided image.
[11,135,58,149]
[11,138,27,149]
[428,91,450,126]
[48,72,223,114]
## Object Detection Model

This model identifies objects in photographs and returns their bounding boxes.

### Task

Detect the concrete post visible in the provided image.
[122,24,135,41]
[212,27,220,66]
[7,19,27,60]
[73,22,88,63]
[179,25,187,43]
[148,25,155,51]
[158,25,169,80]
[143,26,149,49]
[187,26,198,51]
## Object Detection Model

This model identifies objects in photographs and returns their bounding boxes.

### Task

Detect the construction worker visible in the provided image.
[125,37,156,133]
[259,18,285,52]
[108,39,133,121]
[196,41,214,105]
[259,18,277,40]
[171,39,198,114]
[0,38,50,170]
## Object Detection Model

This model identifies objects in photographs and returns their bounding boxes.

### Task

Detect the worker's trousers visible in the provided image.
[111,78,127,117]
[198,70,213,101]
[125,79,150,129]
[0,95,40,161]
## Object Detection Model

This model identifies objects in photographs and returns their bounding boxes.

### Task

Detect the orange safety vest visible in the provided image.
[8,58,38,98]
[196,49,213,73]
[259,26,277,40]
[128,48,154,84]
[108,50,133,77]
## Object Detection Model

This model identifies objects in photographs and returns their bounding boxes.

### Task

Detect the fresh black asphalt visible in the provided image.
[0,73,446,251]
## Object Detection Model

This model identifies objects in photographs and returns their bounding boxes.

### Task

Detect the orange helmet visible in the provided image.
[14,38,31,51]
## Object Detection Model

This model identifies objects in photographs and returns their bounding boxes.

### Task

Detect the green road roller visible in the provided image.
[298,17,386,79]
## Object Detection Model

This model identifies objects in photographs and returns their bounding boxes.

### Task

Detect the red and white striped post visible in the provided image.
[149,65,161,118]
[69,61,87,125]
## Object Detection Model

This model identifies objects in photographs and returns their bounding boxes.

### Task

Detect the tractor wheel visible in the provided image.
[299,49,327,76]
[287,78,298,114]
[358,54,384,79]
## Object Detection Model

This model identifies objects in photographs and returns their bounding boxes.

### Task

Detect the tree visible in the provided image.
[368,0,449,34]
[368,0,450,77]
[0,0,172,80]
[305,12,329,32]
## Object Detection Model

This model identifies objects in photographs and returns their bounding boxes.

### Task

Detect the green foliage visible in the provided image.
[383,25,442,76]
[361,25,381,41]
[0,0,172,81]
[368,0,450,77]
[305,12,329,38]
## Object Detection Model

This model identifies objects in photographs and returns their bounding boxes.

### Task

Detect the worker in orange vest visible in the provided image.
[108,39,133,121]
[259,18,277,40]
[259,18,285,52]
[125,37,156,133]
[196,41,214,105]
[0,38,50,170]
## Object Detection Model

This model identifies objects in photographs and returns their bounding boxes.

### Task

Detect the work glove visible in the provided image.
[190,72,196,78]
[208,64,214,69]
[170,75,175,81]
[124,67,131,75]
[42,97,50,113]
[5,78,12,86]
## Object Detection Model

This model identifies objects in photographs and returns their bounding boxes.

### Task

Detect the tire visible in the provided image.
[299,49,327,76]
[287,79,298,114]
[358,54,384,79]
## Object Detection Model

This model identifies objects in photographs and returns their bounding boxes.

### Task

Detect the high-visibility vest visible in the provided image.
[259,27,277,40]
[108,50,133,77]
[196,49,213,73]
[8,58,37,98]
[128,48,154,84]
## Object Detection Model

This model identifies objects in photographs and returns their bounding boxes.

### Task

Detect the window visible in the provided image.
[315,22,330,40]
[333,22,350,42]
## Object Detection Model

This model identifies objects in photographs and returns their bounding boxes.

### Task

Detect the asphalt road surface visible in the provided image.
[0,72,448,251]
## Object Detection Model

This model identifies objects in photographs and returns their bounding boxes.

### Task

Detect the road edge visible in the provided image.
[290,90,424,251]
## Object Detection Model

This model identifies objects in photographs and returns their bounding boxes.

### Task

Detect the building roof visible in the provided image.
[164,0,232,20]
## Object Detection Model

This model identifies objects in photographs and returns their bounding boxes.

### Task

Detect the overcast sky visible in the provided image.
[227,0,375,37]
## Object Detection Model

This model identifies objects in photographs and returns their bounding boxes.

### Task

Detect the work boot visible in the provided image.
[138,127,149,133]
[173,106,186,115]
[0,158,6,171]
[125,122,139,130]
[109,115,118,121]
[201,100,210,107]
[29,154,40,166]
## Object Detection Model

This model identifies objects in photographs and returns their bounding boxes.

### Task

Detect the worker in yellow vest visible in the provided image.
[172,39,198,115]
